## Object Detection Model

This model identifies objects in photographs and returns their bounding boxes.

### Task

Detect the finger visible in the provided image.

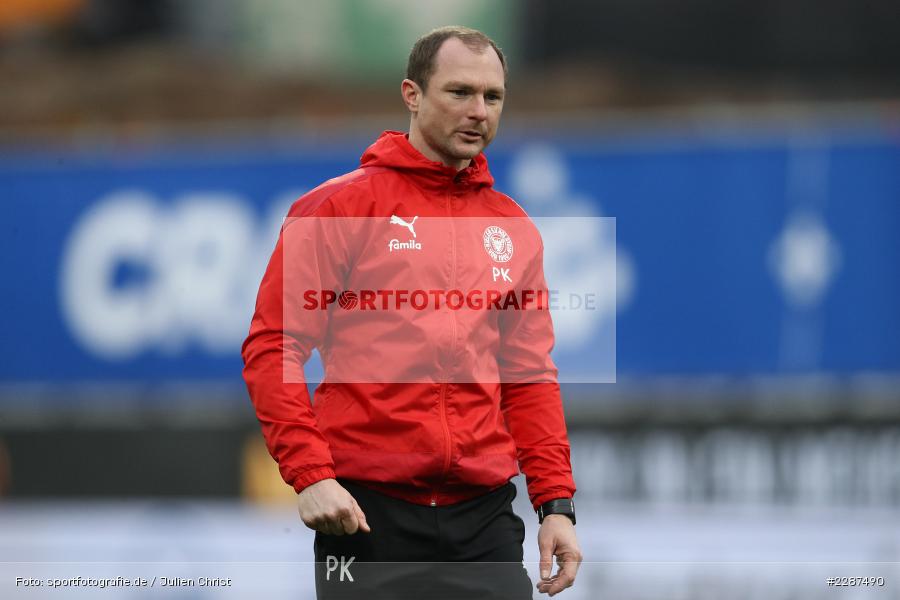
[538,544,554,580]
[352,498,371,533]
[544,556,578,596]
[558,552,581,585]
[311,519,328,535]
[320,519,344,536]
[547,568,574,594]
[535,575,559,593]
[328,504,356,535]
[340,510,359,535]
[537,578,567,597]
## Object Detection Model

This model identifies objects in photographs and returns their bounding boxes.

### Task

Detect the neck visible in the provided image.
[407,125,470,171]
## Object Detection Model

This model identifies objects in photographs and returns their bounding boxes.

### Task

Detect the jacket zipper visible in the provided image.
[432,188,457,507]
[433,383,451,506]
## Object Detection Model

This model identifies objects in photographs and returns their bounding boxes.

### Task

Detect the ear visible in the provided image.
[401,79,421,113]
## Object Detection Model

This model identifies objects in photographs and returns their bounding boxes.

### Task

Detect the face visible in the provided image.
[403,37,506,170]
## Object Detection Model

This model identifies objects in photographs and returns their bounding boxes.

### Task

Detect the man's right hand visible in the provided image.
[297,478,371,536]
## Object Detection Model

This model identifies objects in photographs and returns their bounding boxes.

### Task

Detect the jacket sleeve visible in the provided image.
[241,193,352,493]
[498,230,577,510]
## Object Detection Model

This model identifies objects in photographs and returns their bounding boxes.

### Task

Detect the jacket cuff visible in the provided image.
[290,466,337,494]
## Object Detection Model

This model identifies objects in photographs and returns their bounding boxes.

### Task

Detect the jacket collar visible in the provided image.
[360,130,494,192]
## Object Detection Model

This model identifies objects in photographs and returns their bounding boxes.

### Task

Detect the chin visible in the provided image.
[450,143,482,159]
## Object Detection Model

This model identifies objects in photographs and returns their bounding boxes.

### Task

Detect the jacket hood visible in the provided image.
[360,130,495,191]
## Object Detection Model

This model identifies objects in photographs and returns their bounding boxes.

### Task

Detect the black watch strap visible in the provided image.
[536,498,576,525]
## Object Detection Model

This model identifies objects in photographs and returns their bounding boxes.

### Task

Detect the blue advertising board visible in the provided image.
[1,124,898,386]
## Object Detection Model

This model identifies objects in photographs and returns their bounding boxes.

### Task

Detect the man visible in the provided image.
[243,26,581,598]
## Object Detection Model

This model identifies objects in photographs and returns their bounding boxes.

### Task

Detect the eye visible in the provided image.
[486,93,502,102]
[451,89,468,97]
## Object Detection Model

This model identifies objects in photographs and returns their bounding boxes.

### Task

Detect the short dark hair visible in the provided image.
[406,26,507,91]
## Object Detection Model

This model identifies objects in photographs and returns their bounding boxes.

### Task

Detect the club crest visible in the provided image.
[483,226,513,263]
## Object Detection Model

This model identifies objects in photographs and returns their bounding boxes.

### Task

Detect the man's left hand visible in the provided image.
[535,514,582,596]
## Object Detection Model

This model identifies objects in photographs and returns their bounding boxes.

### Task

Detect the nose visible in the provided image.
[469,94,488,121]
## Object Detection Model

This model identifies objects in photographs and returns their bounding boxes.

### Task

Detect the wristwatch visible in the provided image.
[536,498,576,525]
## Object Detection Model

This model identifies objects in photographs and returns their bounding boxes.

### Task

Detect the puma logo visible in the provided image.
[390,215,418,238]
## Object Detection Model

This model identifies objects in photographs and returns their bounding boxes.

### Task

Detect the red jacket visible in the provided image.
[242,131,576,509]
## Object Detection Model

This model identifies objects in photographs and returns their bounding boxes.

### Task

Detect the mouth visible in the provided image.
[457,130,484,142]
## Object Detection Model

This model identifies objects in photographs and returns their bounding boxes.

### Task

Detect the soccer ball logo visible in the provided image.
[483,226,513,263]
[338,290,358,310]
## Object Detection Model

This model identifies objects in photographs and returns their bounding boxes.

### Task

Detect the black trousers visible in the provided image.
[313,478,534,600]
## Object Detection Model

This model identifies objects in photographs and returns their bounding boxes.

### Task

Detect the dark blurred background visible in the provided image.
[1,1,899,599]
[2,0,899,136]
